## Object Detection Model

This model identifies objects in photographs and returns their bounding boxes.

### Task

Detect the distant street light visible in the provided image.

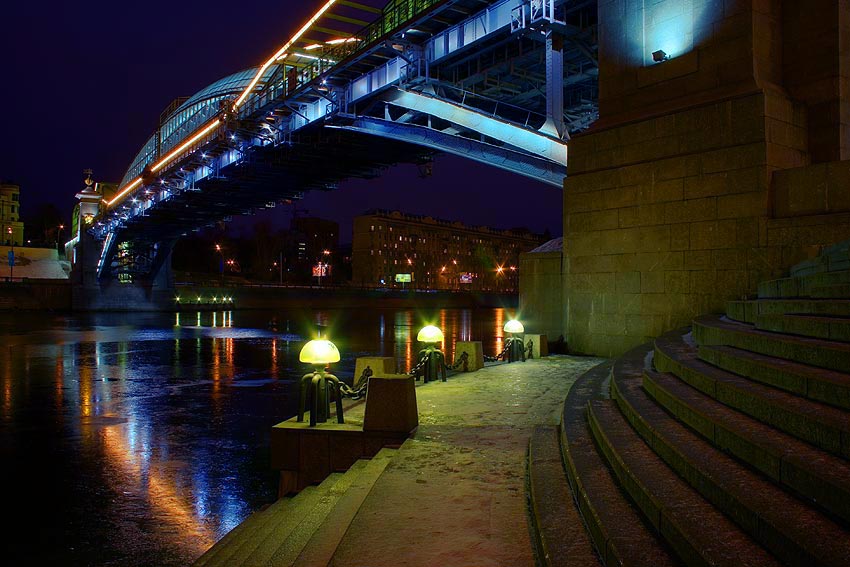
[7,226,14,280]
[214,244,224,283]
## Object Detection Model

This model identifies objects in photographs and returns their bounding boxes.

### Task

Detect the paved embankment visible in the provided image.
[329,355,603,567]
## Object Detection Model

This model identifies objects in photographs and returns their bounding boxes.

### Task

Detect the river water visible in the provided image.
[0,306,510,566]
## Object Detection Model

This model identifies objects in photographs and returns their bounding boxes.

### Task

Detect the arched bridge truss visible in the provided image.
[80,0,598,283]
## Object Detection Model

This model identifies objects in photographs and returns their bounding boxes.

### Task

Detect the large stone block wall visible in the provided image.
[595,0,783,128]
[783,0,850,162]
[767,211,850,268]
[519,250,564,340]
[773,160,850,218]
[563,87,815,356]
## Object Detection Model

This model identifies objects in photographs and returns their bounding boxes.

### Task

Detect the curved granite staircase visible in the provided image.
[529,245,850,566]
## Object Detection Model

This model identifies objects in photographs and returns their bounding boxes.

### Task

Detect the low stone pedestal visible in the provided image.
[525,334,548,358]
[355,356,396,380]
[272,371,418,496]
[363,374,418,433]
[271,418,407,496]
[454,341,484,371]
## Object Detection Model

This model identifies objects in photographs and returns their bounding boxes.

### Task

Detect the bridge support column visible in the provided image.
[543,31,565,139]
[69,173,175,311]
[71,240,176,311]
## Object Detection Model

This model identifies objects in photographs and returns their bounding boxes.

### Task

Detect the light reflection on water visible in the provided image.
[0,306,510,566]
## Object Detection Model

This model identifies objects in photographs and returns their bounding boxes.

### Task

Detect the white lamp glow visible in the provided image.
[504,320,524,334]
[417,325,444,343]
[300,339,340,364]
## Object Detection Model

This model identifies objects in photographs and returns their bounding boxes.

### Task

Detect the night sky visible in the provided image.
[0,0,563,243]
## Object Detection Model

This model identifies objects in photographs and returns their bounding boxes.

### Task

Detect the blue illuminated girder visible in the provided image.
[327,115,566,187]
[383,88,568,166]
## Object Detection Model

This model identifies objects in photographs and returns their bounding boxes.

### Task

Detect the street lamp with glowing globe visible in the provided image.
[297,338,345,427]
[504,319,526,363]
[416,325,447,382]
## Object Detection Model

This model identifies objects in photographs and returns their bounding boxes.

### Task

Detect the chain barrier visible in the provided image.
[407,352,431,379]
[484,343,512,362]
[339,366,374,400]
[341,341,517,399]
[443,351,469,371]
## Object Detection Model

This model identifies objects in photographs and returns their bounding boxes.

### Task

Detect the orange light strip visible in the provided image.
[106,118,222,208]
[105,177,143,208]
[106,0,340,210]
[151,118,222,173]
[232,0,338,109]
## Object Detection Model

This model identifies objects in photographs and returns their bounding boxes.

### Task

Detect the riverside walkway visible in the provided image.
[194,354,604,566]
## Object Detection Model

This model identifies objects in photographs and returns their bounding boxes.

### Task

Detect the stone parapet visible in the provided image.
[354,357,396,381]
[454,341,484,371]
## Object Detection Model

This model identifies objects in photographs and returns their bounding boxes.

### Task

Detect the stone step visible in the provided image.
[194,482,325,567]
[240,455,376,567]
[726,299,850,324]
[811,284,850,299]
[757,270,850,299]
[292,448,396,566]
[204,473,348,567]
[193,511,261,566]
[654,330,850,459]
[527,425,601,567]
[588,398,781,567]
[699,344,850,411]
[612,352,850,566]
[756,313,850,343]
[640,367,850,524]
[790,242,850,277]
[560,363,676,567]
[693,314,850,373]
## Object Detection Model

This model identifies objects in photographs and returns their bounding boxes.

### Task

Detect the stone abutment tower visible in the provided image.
[552,0,850,355]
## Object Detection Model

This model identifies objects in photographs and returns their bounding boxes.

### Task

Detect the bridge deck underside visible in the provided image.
[117,125,432,245]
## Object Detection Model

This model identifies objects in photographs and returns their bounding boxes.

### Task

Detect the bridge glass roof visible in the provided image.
[120,67,265,187]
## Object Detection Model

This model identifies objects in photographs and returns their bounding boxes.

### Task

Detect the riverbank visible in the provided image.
[0,280,516,311]
[178,284,517,311]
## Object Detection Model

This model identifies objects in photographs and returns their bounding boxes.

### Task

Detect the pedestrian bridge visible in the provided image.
[71,0,598,287]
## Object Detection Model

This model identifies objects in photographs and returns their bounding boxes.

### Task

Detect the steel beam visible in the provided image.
[382,87,567,166]
[327,115,566,187]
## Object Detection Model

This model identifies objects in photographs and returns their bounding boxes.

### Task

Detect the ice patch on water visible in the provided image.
[230,379,277,387]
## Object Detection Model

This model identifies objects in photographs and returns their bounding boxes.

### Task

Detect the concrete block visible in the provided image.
[454,341,484,371]
[355,356,396,380]
[525,334,548,358]
[363,375,418,434]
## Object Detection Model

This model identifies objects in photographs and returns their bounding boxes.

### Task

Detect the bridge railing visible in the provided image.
[238,0,446,123]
